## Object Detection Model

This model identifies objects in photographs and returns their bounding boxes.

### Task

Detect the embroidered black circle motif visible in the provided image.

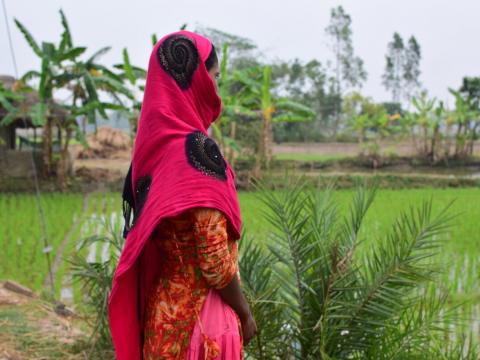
[132,175,152,226]
[186,131,227,181]
[157,35,199,90]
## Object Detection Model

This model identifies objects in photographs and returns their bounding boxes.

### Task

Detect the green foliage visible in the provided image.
[240,177,475,359]
[70,213,124,357]
[401,88,480,162]
[272,59,338,141]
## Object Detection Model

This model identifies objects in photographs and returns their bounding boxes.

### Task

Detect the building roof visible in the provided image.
[0,75,68,128]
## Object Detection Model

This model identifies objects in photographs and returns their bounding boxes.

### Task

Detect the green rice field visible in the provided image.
[1,187,479,339]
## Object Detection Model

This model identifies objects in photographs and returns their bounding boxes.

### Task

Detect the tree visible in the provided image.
[272,59,338,141]
[15,10,86,178]
[211,43,257,165]
[15,9,132,187]
[383,33,422,103]
[325,6,368,137]
[232,65,315,177]
[403,36,422,100]
[449,87,480,158]
[382,33,405,103]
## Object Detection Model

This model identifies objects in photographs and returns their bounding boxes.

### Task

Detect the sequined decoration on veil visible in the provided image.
[157,34,199,90]
[185,130,227,181]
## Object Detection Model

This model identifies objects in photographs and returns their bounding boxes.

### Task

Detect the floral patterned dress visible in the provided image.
[143,207,242,359]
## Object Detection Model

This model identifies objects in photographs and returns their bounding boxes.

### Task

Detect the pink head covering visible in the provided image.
[108,30,242,360]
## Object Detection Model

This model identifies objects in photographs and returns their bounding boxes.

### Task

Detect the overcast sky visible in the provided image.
[1,0,480,105]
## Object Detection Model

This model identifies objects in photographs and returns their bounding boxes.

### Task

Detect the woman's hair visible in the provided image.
[204,45,218,71]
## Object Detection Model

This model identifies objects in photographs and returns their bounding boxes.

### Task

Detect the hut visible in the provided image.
[0,75,69,178]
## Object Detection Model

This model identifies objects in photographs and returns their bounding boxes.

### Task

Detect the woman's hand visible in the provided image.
[240,312,257,346]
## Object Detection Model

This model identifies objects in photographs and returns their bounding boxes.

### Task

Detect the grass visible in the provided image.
[240,188,480,254]
[272,153,351,162]
[0,187,478,348]
[1,188,479,290]
[0,296,88,359]
[0,193,84,294]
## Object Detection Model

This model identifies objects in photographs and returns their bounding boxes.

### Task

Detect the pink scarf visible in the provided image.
[108,30,242,360]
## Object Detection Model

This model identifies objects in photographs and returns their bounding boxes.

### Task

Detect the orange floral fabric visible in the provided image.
[143,207,241,359]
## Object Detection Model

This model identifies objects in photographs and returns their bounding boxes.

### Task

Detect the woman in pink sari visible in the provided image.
[108,31,256,360]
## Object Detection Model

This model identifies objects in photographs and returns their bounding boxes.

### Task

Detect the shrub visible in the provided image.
[241,177,477,359]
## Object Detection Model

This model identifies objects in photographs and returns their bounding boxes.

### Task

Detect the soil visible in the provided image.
[69,127,133,187]
[0,281,87,360]
[273,141,480,157]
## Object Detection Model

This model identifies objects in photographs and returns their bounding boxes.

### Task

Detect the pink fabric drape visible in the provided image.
[186,289,242,360]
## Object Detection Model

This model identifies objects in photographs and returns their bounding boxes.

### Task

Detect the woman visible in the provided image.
[108,30,256,360]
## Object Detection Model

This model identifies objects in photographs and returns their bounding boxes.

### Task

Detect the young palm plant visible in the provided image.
[70,213,124,358]
[240,176,475,359]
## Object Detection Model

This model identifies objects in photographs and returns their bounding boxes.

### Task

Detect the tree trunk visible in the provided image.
[57,128,72,191]
[443,122,452,160]
[42,118,53,177]
[229,121,237,167]
[423,125,429,158]
[454,123,463,158]
[468,122,479,156]
[254,114,270,179]
[430,125,439,163]
[265,119,273,164]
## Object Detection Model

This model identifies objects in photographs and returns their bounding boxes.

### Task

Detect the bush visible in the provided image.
[70,216,123,359]
[240,177,478,359]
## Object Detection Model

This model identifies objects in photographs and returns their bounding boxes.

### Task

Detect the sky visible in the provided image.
[1,0,480,105]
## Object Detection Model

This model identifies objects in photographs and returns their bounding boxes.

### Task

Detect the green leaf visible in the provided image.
[151,33,158,46]
[59,9,72,49]
[87,46,111,64]
[38,58,50,101]
[14,19,43,57]
[30,102,47,126]
[41,42,56,59]
[122,48,136,85]
[272,114,312,123]
[0,110,18,126]
[84,72,99,101]
[275,99,316,118]
[57,47,86,62]
[21,70,41,82]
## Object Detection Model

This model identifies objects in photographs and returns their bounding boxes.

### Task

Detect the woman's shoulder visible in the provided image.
[186,207,227,227]
[155,207,227,235]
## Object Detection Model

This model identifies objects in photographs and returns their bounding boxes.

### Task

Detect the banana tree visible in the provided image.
[243,65,315,177]
[410,92,437,158]
[15,10,132,187]
[113,48,147,141]
[449,89,480,158]
[211,43,257,165]
[14,10,88,176]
